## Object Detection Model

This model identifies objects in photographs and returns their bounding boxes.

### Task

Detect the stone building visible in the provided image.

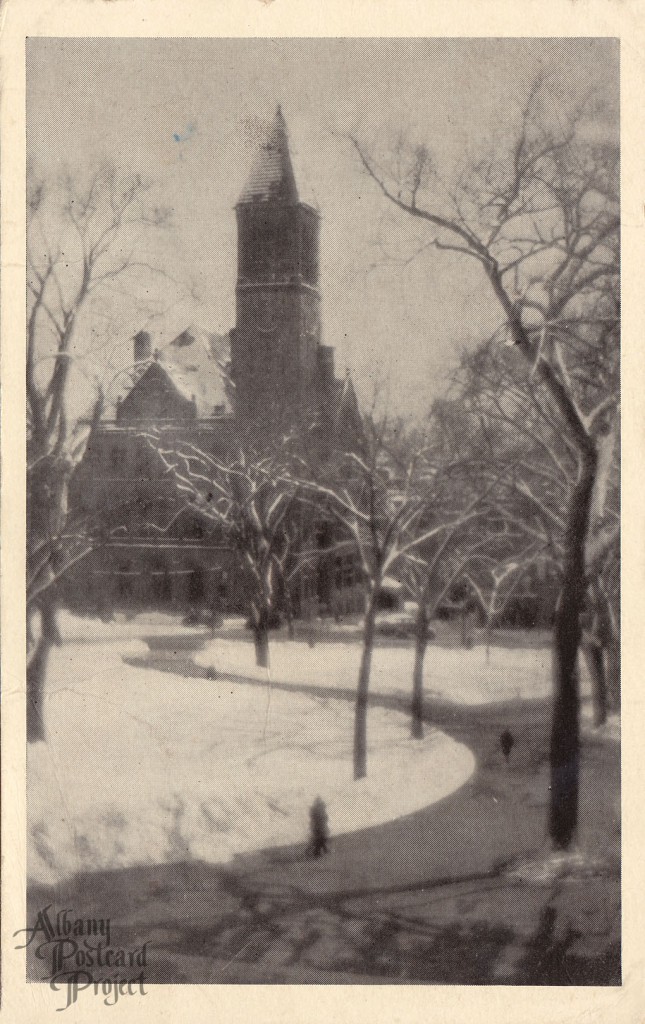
[66,107,362,616]
[231,106,342,428]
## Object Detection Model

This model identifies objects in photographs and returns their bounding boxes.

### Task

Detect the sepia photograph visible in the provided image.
[22,35,620,999]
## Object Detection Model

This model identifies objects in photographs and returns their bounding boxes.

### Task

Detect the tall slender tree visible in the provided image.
[301,415,483,778]
[27,166,171,741]
[351,81,619,846]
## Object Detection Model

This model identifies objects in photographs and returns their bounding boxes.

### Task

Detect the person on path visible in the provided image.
[309,796,330,857]
[500,728,514,763]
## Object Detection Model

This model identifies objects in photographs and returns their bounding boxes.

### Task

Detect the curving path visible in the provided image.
[27,620,620,985]
[27,637,475,887]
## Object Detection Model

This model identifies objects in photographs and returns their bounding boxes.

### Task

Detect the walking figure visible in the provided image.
[308,797,330,858]
[500,728,514,763]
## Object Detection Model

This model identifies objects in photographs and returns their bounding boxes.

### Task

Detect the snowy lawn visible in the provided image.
[28,630,474,886]
[193,636,608,736]
[29,613,609,888]
[54,609,218,643]
[194,636,564,706]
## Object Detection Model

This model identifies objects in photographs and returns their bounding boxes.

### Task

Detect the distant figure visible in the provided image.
[308,797,330,858]
[500,729,514,763]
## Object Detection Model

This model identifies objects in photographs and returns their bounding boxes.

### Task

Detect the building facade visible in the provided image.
[66,108,361,617]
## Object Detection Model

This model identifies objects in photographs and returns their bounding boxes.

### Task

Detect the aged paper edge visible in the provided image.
[2,1,643,1021]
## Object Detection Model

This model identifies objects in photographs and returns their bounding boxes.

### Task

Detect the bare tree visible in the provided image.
[300,416,480,779]
[454,338,619,720]
[398,412,529,738]
[465,547,545,660]
[401,524,533,738]
[351,82,619,846]
[26,165,171,741]
[401,539,472,740]
[580,542,620,727]
[151,435,304,668]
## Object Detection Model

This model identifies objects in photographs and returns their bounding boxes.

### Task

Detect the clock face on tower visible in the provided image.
[248,292,280,333]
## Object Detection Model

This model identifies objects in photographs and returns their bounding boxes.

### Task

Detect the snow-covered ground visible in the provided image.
[28,613,613,887]
[54,608,222,643]
[194,636,557,706]
[28,625,474,886]
[193,632,611,736]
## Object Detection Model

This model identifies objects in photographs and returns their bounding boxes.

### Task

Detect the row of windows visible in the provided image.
[113,565,225,604]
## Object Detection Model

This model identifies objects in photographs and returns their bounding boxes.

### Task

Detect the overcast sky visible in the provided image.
[27,38,618,417]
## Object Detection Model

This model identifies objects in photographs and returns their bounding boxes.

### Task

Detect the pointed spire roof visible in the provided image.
[238,105,299,204]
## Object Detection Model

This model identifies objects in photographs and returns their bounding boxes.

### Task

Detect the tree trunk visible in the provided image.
[582,637,608,727]
[252,607,270,669]
[549,454,597,850]
[284,592,295,640]
[460,605,468,647]
[485,613,492,664]
[354,592,378,780]
[254,627,270,668]
[27,600,60,743]
[597,590,620,711]
[411,603,429,739]
[605,638,620,711]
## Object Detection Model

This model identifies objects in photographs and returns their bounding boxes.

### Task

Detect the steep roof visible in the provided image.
[109,328,232,420]
[238,106,299,205]
[161,328,231,417]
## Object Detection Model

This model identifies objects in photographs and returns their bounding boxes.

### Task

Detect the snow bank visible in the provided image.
[28,640,474,886]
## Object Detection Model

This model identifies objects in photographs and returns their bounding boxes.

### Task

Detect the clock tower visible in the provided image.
[230,107,322,425]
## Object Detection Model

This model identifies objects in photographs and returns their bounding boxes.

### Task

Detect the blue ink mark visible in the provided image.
[173,124,197,144]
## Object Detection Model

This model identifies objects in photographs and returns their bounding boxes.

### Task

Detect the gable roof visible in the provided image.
[117,360,196,421]
[109,328,232,420]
